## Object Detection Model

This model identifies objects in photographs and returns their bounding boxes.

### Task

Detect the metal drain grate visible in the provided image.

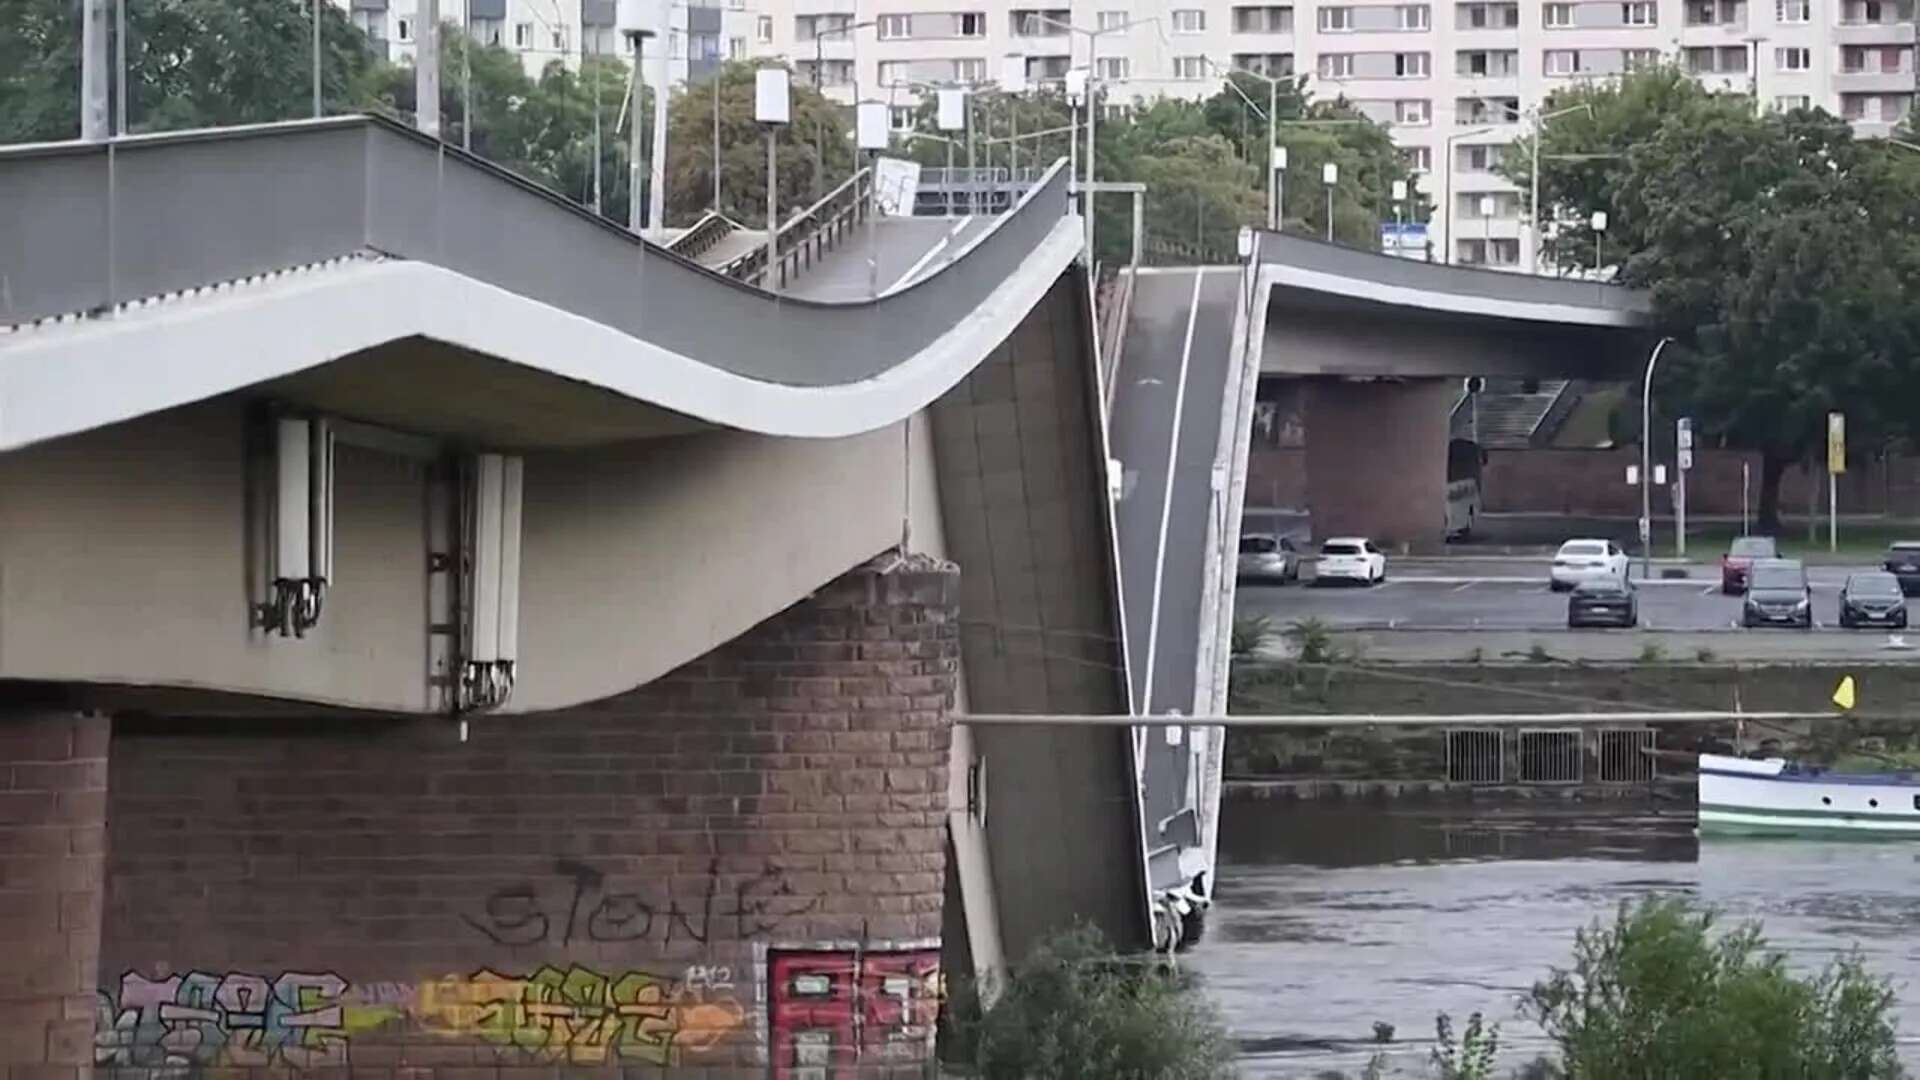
[1446,728,1504,784]
[1518,728,1584,784]
[1596,727,1657,783]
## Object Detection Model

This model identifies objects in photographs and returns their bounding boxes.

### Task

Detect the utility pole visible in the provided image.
[81,0,110,140]
[416,0,441,138]
[626,29,653,233]
[648,0,669,239]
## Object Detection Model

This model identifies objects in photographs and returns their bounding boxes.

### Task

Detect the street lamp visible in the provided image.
[1391,178,1409,255]
[1442,126,1495,263]
[1525,103,1593,273]
[1590,209,1608,278]
[756,67,792,291]
[1322,161,1339,242]
[1640,336,1675,577]
[809,19,878,199]
[937,87,967,217]
[1205,58,1369,232]
[856,99,889,297]
[623,28,656,232]
[1034,14,1159,259]
[1478,194,1495,261]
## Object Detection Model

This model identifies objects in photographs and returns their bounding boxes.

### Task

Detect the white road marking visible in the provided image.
[1699,585,1720,596]
[1451,582,1475,592]
[1141,270,1205,713]
[886,217,972,292]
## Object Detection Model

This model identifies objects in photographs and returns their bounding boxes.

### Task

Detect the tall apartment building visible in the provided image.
[738,0,1918,269]
[338,0,755,86]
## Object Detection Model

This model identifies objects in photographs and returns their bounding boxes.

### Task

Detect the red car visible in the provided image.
[1721,535,1779,594]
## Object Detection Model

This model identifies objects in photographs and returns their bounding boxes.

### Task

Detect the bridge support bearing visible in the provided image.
[1303,376,1452,554]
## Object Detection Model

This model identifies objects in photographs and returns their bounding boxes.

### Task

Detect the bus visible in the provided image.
[1446,437,1484,540]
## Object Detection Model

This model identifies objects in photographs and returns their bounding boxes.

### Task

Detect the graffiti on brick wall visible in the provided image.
[768,948,944,1079]
[462,856,819,947]
[93,970,384,1069]
[411,964,745,1065]
[93,964,743,1070]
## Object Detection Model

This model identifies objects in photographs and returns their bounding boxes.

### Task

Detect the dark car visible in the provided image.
[1839,571,1909,629]
[1721,535,1779,594]
[1567,577,1638,628]
[1883,542,1920,596]
[1742,559,1812,628]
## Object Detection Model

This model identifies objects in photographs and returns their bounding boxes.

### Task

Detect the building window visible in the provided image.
[1544,3,1574,24]
[1173,54,1209,78]
[1105,103,1134,121]
[1098,56,1131,79]
[1776,93,1811,109]
[1458,49,1518,75]
[1402,145,1433,171]
[757,15,773,41]
[1396,51,1430,76]
[1235,5,1295,31]
[1099,9,1129,29]
[1777,45,1810,69]
[1458,2,1521,26]
[1457,142,1504,169]
[1235,51,1296,73]
[551,26,569,50]
[955,57,986,80]
[1622,0,1657,22]
[1545,48,1580,73]
[1777,0,1811,20]
[1399,4,1432,27]
[729,35,746,58]
[878,60,905,84]
[1320,6,1354,28]
[959,12,987,36]
[878,14,913,37]
[1173,9,1207,32]
[1319,52,1355,77]
[396,15,414,42]
[729,0,745,9]
[1396,99,1432,123]
[1624,47,1660,69]
[890,105,916,129]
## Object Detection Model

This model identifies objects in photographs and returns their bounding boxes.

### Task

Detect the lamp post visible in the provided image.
[1640,336,1675,577]
[1522,103,1593,274]
[856,99,889,297]
[1391,178,1408,256]
[1478,194,1494,262]
[756,67,792,291]
[1322,161,1339,242]
[624,29,655,232]
[937,87,966,216]
[810,19,878,200]
[1591,209,1608,278]
[1205,59,1368,233]
[1035,14,1159,260]
[1442,125,1495,263]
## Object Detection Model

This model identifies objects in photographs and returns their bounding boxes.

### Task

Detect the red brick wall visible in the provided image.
[90,561,958,1078]
[0,711,109,1080]
[1304,377,1452,552]
[1245,448,1306,511]
[1481,448,1904,517]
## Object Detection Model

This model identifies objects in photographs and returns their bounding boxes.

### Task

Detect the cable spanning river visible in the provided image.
[1186,799,1920,1078]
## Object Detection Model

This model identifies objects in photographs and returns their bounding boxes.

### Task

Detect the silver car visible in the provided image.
[1238,534,1300,584]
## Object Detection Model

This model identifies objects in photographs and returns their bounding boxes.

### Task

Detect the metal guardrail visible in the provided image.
[663,210,740,262]
[0,115,1074,389]
[718,167,873,290]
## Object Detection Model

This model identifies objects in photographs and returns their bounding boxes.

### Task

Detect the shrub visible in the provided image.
[960,925,1238,1080]
[1284,617,1339,664]
[1525,896,1901,1080]
[1232,613,1279,659]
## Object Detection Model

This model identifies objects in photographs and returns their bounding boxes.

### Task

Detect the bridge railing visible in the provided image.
[0,114,1075,390]
[717,166,872,290]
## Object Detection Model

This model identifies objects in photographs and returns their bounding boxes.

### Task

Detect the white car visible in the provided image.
[1314,538,1387,586]
[1550,538,1630,592]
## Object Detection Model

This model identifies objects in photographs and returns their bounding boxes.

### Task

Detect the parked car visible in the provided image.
[1741,559,1812,628]
[1883,541,1920,596]
[1567,577,1638,628]
[1721,535,1779,594]
[1237,533,1301,584]
[1314,538,1386,586]
[1549,539,1630,592]
[1839,571,1909,629]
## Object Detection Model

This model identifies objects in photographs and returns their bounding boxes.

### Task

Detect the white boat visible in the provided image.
[1699,752,1920,836]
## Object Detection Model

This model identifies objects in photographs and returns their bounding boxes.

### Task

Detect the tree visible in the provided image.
[663,62,855,228]
[0,0,381,143]
[1520,71,1920,528]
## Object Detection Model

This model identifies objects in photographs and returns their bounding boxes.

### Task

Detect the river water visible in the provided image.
[1185,798,1920,1078]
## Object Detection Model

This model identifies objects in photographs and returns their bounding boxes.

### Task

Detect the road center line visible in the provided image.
[1451,582,1474,592]
[885,217,972,293]
[1141,271,1206,715]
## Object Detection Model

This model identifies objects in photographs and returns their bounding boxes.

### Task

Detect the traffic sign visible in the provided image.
[1828,412,1846,475]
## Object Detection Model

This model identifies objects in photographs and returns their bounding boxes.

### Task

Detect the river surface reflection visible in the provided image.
[1185,798,1920,1077]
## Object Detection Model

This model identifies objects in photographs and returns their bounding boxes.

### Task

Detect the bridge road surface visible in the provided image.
[779,215,995,302]
[1108,267,1243,876]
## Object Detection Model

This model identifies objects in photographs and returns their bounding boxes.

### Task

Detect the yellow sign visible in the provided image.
[1828,412,1846,475]
[1833,675,1856,711]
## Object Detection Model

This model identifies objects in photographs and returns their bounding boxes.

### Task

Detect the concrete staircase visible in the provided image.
[1450,378,1577,447]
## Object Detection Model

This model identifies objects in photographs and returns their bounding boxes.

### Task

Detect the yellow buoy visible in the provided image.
[1833,675,1857,712]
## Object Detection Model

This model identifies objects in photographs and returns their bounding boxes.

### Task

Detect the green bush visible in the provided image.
[1525,897,1901,1079]
[958,925,1238,1080]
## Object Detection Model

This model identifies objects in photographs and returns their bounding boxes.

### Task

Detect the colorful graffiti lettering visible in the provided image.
[412,964,745,1066]
[93,970,387,1069]
[768,949,944,1079]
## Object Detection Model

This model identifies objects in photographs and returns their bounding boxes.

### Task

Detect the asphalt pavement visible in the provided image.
[1235,555,1920,661]
[778,215,995,302]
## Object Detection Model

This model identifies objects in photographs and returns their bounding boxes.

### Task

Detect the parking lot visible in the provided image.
[1236,558,1897,633]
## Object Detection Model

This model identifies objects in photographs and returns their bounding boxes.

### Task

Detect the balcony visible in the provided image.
[1835,19,1917,43]
[1835,67,1917,91]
